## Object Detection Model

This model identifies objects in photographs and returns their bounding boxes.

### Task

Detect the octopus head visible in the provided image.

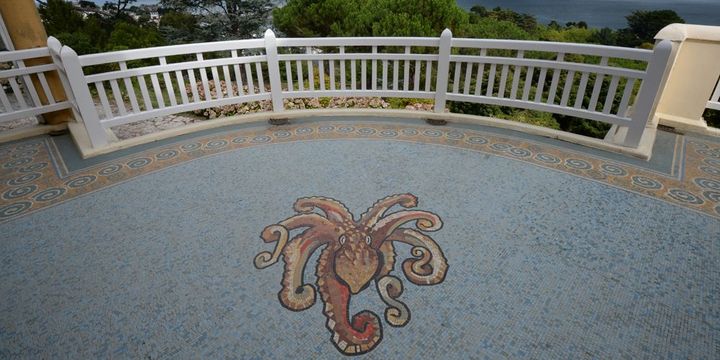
[333,229,379,294]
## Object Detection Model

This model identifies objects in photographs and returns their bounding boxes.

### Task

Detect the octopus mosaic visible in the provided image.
[254,194,447,355]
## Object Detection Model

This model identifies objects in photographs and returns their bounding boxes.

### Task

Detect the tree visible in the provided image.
[274,0,469,37]
[160,0,274,40]
[590,27,617,45]
[38,0,85,36]
[159,11,203,44]
[622,10,684,46]
[102,0,138,20]
[78,0,98,8]
[107,21,163,51]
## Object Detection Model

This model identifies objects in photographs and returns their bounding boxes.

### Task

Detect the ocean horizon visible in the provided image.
[456,0,720,29]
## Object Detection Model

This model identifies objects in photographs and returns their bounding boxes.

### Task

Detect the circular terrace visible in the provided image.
[1,115,718,358]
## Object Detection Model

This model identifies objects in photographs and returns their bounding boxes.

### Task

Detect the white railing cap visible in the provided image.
[655,24,720,42]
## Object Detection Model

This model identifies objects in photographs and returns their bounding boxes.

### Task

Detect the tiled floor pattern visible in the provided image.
[1,121,719,223]
[0,120,718,359]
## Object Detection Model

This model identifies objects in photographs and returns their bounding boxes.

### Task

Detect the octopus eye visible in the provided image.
[365,235,372,245]
[339,235,346,245]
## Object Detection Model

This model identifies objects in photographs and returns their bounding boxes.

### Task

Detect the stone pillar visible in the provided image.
[0,0,72,125]
[654,24,720,135]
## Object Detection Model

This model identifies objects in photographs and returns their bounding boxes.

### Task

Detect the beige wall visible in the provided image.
[655,24,720,134]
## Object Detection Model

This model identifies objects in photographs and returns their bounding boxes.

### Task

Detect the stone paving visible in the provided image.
[0,117,718,358]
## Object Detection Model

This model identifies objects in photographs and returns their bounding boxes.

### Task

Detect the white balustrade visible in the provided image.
[51,29,676,149]
[0,46,71,125]
[709,77,720,111]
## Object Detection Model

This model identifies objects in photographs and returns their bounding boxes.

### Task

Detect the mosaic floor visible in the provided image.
[0,117,718,358]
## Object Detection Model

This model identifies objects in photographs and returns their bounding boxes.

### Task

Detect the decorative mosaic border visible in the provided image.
[1,122,719,222]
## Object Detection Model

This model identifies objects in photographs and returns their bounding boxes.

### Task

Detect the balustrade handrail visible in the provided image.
[50,29,674,150]
[0,46,71,124]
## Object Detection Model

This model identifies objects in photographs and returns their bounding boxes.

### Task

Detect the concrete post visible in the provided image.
[654,24,720,135]
[0,0,73,125]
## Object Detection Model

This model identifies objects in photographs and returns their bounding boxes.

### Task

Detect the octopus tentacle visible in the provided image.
[278,228,328,311]
[376,241,396,278]
[371,210,443,243]
[317,246,382,355]
[385,228,448,285]
[294,196,353,223]
[377,275,410,327]
[254,214,335,269]
[254,225,289,269]
[279,213,337,231]
[359,193,418,228]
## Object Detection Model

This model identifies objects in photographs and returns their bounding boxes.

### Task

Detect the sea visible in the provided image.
[94,0,720,29]
[456,0,720,29]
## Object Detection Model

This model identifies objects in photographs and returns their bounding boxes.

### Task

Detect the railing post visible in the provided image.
[47,37,78,116]
[264,29,284,113]
[434,29,452,113]
[654,24,720,135]
[59,45,108,148]
[624,39,674,147]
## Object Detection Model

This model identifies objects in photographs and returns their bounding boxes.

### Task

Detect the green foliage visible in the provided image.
[274,0,469,37]
[40,0,163,55]
[107,22,163,51]
[39,0,86,36]
[623,10,684,46]
[448,102,561,130]
[469,6,537,32]
[159,11,203,44]
[705,109,720,128]
[161,0,273,40]
[465,18,530,40]
[386,97,433,109]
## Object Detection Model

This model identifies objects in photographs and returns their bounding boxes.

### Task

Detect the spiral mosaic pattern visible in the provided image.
[127,158,152,169]
[704,158,720,168]
[695,178,720,191]
[2,185,37,200]
[702,191,720,203]
[19,162,48,172]
[700,166,720,176]
[466,136,488,145]
[33,188,66,202]
[66,175,96,188]
[98,164,123,176]
[632,176,663,190]
[565,159,592,170]
[508,147,532,158]
[423,129,442,137]
[180,142,202,152]
[600,164,628,176]
[273,130,292,138]
[0,201,31,218]
[4,157,32,168]
[205,140,228,150]
[379,130,399,137]
[1,122,720,223]
[667,189,704,205]
[535,153,561,164]
[251,135,272,143]
[156,150,179,161]
[7,173,41,186]
[490,143,512,151]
